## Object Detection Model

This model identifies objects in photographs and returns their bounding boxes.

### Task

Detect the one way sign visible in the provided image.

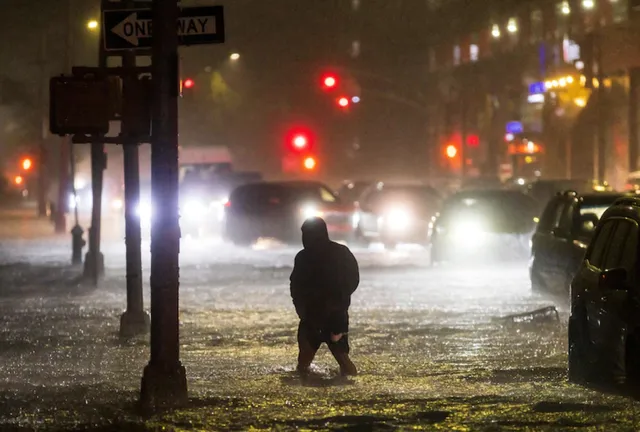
[103,6,225,51]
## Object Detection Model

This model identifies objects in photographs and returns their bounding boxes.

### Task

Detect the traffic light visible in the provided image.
[21,158,32,171]
[14,175,23,185]
[303,156,317,170]
[183,78,194,89]
[321,74,338,90]
[445,144,458,159]
[337,96,350,108]
[292,134,308,151]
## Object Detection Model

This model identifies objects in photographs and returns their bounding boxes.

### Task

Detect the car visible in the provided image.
[530,191,631,297]
[336,180,374,205]
[568,196,640,386]
[429,189,538,264]
[524,179,611,213]
[353,182,441,248]
[223,180,354,245]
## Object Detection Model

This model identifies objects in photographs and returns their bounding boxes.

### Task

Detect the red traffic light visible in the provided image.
[292,134,308,150]
[445,144,458,159]
[303,156,317,170]
[21,158,32,171]
[183,78,194,89]
[337,97,349,108]
[322,74,337,89]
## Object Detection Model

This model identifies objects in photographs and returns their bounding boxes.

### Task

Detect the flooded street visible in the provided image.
[0,238,638,430]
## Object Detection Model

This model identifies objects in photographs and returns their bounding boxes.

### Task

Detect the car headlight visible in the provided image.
[301,205,323,220]
[450,220,487,244]
[136,202,152,222]
[385,208,412,230]
[183,200,205,216]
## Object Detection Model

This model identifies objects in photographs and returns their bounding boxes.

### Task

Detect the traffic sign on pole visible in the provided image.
[103,6,225,51]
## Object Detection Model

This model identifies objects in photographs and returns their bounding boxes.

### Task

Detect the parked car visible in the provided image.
[569,196,640,386]
[223,181,354,245]
[353,182,441,248]
[530,191,630,297]
[429,189,538,264]
[524,179,607,213]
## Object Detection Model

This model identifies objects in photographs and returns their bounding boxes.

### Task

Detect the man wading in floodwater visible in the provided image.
[290,217,360,376]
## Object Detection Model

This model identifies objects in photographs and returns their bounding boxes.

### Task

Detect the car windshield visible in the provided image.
[440,191,538,233]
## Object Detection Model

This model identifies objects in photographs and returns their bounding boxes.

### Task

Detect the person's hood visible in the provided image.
[301,217,330,249]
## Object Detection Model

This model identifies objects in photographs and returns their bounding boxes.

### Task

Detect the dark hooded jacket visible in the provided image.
[290,218,360,334]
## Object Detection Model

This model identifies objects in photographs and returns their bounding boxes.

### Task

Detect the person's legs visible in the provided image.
[297,321,320,374]
[328,334,357,376]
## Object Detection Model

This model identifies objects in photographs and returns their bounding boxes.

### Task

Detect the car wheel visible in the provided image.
[568,306,590,383]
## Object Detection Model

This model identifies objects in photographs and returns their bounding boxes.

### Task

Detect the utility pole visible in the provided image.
[459,86,467,179]
[595,32,607,183]
[37,32,49,218]
[119,26,149,337]
[83,2,107,285]
[629,67,640,173]
[140,0,187,410]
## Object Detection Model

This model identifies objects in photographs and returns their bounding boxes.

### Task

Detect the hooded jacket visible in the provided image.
[290,217,360,334]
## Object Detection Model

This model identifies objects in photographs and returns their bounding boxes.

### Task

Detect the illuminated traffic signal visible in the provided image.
[292,134,308,150]
[183,78,194,89]
[21,158,32,171]
[14,175,23,185]
[322,74,338,90]
[337,96,350,108]
[303,156,317,170]
[445,144,458,159]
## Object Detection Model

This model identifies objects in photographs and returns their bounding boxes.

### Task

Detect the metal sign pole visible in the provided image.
[140,0,187,411]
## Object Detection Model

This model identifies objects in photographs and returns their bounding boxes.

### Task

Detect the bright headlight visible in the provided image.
[386,208,412,230]
[136,202,152,223]
[183,200,205,215]
[450,220,487,244]
[301,205,323,220]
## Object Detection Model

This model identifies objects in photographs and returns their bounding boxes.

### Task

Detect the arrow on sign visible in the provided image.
[111,12,217,46]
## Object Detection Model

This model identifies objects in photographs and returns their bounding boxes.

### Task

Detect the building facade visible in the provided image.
[425,0,640,186]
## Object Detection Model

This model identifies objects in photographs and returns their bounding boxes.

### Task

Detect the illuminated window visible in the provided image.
[491,24,501,39]
[453,44,461,65]
[470,44,479,62]
[351,40,361,58]
[611,0,628,23]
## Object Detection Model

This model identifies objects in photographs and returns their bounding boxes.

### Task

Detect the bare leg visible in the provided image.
[297,322,319,374]
[328,335,357,376]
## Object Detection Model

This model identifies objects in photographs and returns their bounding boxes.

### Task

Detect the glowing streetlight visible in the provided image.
[87,20,99,30]
[507,18,518,34]
[582,0,595,10]
[230,53,240,61]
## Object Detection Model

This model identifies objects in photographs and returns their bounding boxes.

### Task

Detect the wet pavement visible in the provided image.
[1,231,640,430]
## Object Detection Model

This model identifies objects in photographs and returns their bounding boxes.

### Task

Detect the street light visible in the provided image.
[87,20,99,31]
[230,52,240,61]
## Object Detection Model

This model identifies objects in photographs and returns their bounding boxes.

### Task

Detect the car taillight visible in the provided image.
[224,200,231,208]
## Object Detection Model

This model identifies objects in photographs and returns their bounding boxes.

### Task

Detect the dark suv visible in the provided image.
[568,196,640,385]
[530,191,629,297]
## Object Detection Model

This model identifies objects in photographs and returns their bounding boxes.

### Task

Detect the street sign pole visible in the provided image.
[140,0,187,410]
[119,42,149,337]
[83,3,109,286]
